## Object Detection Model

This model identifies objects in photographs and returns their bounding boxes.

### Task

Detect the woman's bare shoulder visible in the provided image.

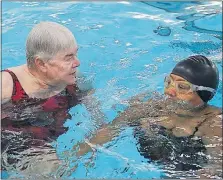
[198,106,222,137]
[206,105,222,114]
[1,71,13,104]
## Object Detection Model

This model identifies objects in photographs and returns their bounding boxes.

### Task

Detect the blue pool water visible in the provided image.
[2,1,222,179]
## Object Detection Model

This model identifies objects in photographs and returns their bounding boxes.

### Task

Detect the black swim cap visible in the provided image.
[171,55,219,102]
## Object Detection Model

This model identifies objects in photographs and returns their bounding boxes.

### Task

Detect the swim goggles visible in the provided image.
[164,75,216,94]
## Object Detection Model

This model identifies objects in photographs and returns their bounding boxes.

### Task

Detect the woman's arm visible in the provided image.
[73,98,164,157]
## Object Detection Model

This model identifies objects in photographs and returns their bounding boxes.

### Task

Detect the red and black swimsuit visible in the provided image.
[1,69,80,140]
[3,69,30,102]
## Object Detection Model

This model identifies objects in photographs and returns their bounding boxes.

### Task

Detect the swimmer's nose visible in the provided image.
[73,56,80,68]
[165,88,177,98]
[72,56,80,68]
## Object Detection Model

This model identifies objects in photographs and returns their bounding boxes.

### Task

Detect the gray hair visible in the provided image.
[26,21,76,67]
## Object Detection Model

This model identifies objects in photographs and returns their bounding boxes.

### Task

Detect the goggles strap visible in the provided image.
[193,85,216,94]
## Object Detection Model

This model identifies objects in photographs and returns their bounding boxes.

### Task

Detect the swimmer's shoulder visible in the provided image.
[1,71,13,104]
[204,105,222,118]
[197,105,222,136]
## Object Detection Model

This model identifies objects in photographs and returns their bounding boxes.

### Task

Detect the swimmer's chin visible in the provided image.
[163,97,195,112]
[66,77,77,86]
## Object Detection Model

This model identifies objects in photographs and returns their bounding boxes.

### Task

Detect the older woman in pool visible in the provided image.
[74,55,222,179]
[1,21,104,177]
[1,21,106,133]
[2,22,80,102]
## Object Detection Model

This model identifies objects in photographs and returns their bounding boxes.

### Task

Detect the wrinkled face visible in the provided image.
[44,46,80,86]
[164,74,203,106]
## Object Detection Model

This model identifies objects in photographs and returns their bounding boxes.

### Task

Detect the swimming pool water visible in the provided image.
[2,1,222,179]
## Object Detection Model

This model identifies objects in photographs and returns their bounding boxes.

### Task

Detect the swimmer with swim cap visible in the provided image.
[164,55,219,107]
[74,55,222,179]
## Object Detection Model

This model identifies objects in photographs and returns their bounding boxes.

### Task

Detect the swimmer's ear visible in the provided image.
[34,57,47,72]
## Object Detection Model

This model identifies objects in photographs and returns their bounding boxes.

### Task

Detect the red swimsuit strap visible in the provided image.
[2,69,79,105]
[3,69,29,102]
